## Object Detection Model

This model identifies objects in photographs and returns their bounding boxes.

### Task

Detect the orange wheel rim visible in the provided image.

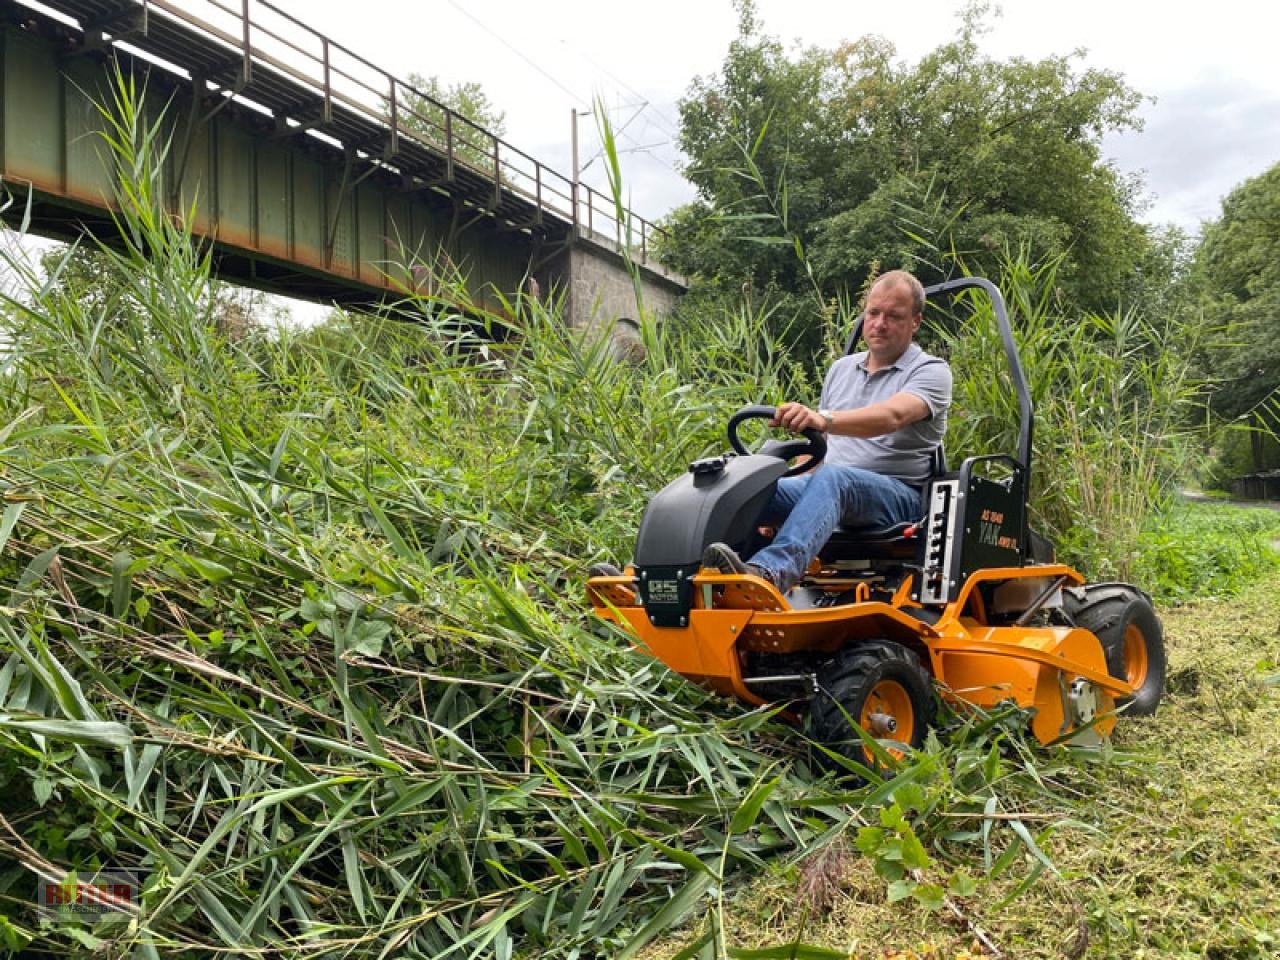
[1122,624,1149,689]
[860,679,915,758]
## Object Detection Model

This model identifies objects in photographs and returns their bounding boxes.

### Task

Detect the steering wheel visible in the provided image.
[726,404,828,478]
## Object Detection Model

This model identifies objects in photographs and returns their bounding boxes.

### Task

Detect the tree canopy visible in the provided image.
[402,72,506,137]
[663,1,1151,314]
[1194,160,1280,468]
[399,72,507,171]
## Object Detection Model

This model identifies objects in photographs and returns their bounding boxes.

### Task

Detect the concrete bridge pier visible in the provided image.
[538,234,684,356]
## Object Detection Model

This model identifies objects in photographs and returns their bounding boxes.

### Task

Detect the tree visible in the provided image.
[664,1,1152,317]
[397,72,507,172]
[1194,161,1280,472]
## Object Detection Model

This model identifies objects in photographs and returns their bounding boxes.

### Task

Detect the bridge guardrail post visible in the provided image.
[492,135,501,208]
[321,36,332,123]
[241,0,252,85]
[445,113,454,181]
[388,77,399,156]
[570,108,580,234]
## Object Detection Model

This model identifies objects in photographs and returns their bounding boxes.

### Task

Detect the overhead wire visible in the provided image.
[556,39,683,139]
[442,0,588,107]
[578,98,654,172]
[438,0,687,212]
[440,0,681,153]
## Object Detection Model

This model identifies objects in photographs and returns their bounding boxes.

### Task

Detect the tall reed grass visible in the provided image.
[939,253,1205,581]
[0,63,1226,958]
[0,67,1105,957]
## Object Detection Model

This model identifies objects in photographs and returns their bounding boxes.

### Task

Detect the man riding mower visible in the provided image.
[586,275,1166,774]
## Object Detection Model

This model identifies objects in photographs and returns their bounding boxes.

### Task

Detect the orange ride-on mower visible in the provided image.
[587,276,1166,772]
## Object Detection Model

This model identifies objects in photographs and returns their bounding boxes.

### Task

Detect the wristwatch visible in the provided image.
[818,408,835,432]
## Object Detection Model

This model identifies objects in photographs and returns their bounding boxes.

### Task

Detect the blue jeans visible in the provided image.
[747,465,921,590]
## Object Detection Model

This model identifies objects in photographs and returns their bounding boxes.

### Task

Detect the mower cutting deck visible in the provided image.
[587,277,1165,772]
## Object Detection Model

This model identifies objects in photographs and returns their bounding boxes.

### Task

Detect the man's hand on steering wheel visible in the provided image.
[726,404,828,478]
[771,401,827,434]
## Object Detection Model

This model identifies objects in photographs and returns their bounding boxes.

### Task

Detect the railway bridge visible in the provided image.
[0,0,685,324]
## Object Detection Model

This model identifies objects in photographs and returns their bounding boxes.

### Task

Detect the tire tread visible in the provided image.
[808,641,935,773]
[1063,583,1166,716]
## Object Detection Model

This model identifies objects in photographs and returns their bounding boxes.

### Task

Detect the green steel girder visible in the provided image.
[0,12,564,309]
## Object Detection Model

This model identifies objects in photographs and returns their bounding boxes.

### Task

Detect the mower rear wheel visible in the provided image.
[808,641,935,776]
[1064,584,1166,716]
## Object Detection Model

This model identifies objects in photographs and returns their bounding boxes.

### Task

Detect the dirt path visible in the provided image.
[1181,489,1280,511]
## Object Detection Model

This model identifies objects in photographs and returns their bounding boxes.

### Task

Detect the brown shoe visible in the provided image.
[701,542,748,574]
[747,563,778,586]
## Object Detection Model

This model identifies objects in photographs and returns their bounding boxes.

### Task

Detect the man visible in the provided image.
[703,270,952,591]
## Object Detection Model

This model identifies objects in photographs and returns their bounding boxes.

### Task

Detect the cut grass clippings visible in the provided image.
[643,569,1280,959]
[2,62,1277,960]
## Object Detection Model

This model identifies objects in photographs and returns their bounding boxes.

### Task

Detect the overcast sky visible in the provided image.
[272,0,1280,236]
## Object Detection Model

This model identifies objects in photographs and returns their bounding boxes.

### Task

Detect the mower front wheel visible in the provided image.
[808,641,935,777]
[1065,584,1166,716]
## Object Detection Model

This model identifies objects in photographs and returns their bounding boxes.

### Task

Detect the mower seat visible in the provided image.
[819,519,920,563]
[816,451,943,564]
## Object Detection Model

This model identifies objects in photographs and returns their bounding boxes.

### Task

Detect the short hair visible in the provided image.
[870,270,925,316]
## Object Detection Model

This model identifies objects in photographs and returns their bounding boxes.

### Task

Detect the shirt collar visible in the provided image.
[855,342,921,373]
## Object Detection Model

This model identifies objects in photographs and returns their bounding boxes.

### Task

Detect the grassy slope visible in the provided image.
[3,272,1275,955]
[1,87,1273,949]
[646,571,1280,959]
[3,265,1275,955]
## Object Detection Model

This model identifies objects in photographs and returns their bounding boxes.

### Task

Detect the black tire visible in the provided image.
[1063,583,1166,716]
[807,641,935,776]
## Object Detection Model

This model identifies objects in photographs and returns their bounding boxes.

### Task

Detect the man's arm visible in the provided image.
[772,393,930,438]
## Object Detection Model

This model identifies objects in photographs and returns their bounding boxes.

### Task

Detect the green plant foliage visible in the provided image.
[0,64,1096,958]
[0,52,1260,960]
[941,252,1205,582]
[403,72,507,137]
[664,0,1154,317]
[32,241,289,340]
[1133,502,1280,602]
[396,72,507,173]
[1203,428,1274,491]
[1193,160,1280,474]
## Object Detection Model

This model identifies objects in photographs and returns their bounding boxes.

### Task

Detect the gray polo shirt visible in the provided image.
[819,342,952,484]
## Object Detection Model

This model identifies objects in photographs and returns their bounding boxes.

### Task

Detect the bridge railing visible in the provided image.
[123,0,667,261]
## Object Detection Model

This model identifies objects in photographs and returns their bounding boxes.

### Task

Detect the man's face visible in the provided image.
[862,280,921,361]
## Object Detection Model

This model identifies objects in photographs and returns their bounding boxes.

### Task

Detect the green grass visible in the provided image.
[643,570,1280,959]
[1135,500,1280,603]
[0,66,1274,959]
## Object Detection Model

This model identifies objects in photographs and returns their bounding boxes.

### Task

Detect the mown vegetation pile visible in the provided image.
[1,66,1277,960]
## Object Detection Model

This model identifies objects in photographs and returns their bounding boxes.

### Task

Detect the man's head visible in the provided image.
[863,270,924,365]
